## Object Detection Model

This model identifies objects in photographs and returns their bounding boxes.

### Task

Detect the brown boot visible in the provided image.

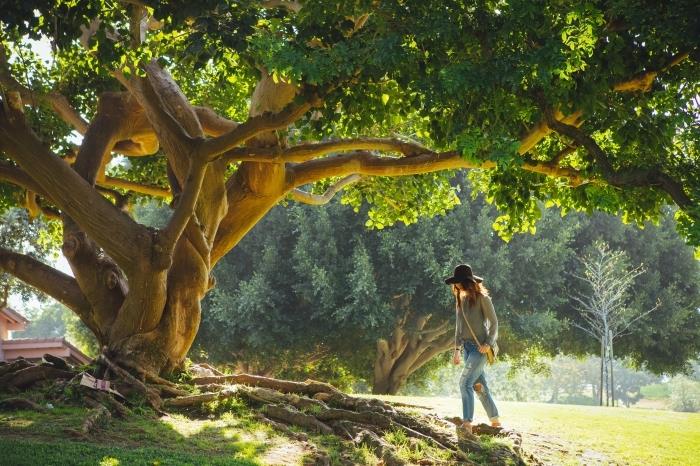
[456,421,475,439]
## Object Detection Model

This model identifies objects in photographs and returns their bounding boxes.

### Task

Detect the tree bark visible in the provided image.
[599,338,604,406]
[609,329,615,407]
[372,312,453,394]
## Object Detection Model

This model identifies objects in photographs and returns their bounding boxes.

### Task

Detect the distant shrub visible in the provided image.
[640,383,671,399]
[669,377,700,412]
[559,394,598,406]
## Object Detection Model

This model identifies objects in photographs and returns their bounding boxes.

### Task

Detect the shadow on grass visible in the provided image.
[0,406,284,466]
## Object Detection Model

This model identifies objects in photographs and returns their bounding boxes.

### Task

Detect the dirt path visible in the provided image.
[519,431,615,465]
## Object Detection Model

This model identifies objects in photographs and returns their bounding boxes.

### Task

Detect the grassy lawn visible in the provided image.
[364,395,700,466]
[0,407,314,466]
[4,394,696,465]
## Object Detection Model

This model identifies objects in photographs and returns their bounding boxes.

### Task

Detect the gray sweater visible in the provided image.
[454,294,498,348]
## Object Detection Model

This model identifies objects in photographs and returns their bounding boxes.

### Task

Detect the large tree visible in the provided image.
[0,1,698,376]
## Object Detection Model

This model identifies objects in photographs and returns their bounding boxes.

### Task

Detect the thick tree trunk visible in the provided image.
[372,312,453,395]
[104,71,296,375]
[70,244,205,379]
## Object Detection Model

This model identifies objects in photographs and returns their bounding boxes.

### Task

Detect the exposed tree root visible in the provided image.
[151,383,191,398]
[99,355,162,409]
[192,373,342,396]
[120,360,184,389]
[264,403,334,435]
[84,389,131,418]
[0,359,33,377]
[0,396,47,412]
[1,357,535,465]
[352,429,408,466]
[163,386,238,408]
[80,402,111,435]
[168,378,529,465]
[0,363,74,391]
[253,412,309,441]
[380,399,433,410]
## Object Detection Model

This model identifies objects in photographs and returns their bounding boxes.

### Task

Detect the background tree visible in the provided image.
[569,242,659,406]
[611,360,656,408]
[0,1,698,377]
[559,209,700,374]
[0,208,60,304]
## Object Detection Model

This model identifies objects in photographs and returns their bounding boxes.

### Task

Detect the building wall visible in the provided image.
[3,345,71,361]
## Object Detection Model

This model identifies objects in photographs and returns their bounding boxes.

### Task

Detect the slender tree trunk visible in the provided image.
[599,338,605,406]
[608,329,615,407]
[549,383,560,404]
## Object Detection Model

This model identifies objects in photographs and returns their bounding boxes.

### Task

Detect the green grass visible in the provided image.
[0,407,299,466]
[0,438,258,466]
[383,427,451,463]
[364,395,700,466]
[0,398,381,466]
[6,394,696,465]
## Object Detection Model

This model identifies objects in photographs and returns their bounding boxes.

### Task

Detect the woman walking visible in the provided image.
[445,264,500,437]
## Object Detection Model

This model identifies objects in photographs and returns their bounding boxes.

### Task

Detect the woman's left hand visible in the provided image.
[478,344,490,354]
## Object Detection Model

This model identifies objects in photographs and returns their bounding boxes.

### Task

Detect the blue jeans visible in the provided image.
[459,341,499,422]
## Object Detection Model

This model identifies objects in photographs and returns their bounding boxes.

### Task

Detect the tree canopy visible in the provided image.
[0,0,698,374]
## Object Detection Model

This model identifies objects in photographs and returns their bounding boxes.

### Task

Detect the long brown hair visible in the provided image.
[454,281,490,308]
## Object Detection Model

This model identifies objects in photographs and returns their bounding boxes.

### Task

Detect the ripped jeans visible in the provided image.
[459,341,499,422]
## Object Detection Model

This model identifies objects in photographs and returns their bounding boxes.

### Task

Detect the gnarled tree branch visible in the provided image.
[0,245,100,337]
[613,50,690,93]
[220,137,429,165]
[117,66,198,175]
[200,98,318,160]
[0,91,152,271]
[290,150,586,188]
[99,177,171,198]
[72,92,131,185]
[0,160,51,198]
[156,159,208,264]
[546,114,693,209]
[290,174,362,205]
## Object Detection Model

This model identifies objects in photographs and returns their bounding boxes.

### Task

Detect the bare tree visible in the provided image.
[570,242,659,406]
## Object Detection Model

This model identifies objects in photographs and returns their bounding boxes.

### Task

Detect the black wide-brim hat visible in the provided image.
[444,264,483,285]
